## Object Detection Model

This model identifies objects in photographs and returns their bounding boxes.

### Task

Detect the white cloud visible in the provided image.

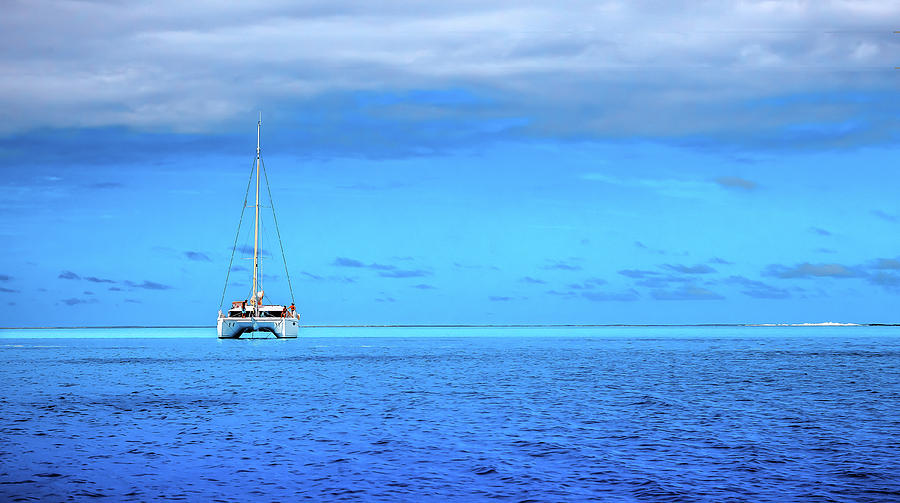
[580,173,714,199]
[851,41,879,61]
[0,0,897,146]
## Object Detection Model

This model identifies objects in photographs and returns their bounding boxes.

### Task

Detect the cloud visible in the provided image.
[236,245,270,257]
[864,259,900,292]
[1,2,898,155]
[519,276,547,284]
[0,287,19,293]
[566,278,607,290]
[85,276,116,284]
[333,257,365,268]
[663,263,716,274]
[542,260,582,271]
[231,265,249,272]
[725,276,790,299]
[636,276,693,288]
[620,264,714,288]
[0,274,11,281]
[185,251,212,262]
[633,241,670,255]
[618,269,658,279]
[714,176,757,190]
[412,284,436,290]
[809,227,831,236]
[378,269,430,278]
[709,257,733,265]
[332,257,396,270]
[300,271,356,283]
[57,271,118,284]
[489,296,514,302]
[125,299,142,304]
[125,280,173,290]
[333,256,429,278]
[764,263,859,279]
[869,258,900,270]
[581,173,713,199]
[867,272,900,291]
[89,182,124,189]
[581,290,639,302]
[547,289,577,297]
[61,297,98,306]
[872,210,898,223]
[651,286,724,301]
[367,263,397,271]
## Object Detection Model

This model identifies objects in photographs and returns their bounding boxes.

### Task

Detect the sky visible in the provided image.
[1,0,899,326]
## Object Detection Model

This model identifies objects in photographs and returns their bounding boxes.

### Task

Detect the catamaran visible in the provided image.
[217,115,299,339]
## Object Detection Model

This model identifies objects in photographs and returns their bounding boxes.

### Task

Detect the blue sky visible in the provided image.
[1,1,899,326]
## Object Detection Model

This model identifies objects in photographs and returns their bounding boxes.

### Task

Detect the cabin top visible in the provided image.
[226,301,295,319]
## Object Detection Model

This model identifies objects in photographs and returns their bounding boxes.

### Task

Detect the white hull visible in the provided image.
[217,317,299,339]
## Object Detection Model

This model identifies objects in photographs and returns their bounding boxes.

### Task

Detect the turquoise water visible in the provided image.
[1,326,898,501]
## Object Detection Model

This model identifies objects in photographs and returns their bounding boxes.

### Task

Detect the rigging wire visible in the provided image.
[218,158,257,310]
[260,157,296,305]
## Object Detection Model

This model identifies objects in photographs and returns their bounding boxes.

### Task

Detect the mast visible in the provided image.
[252,113,261,315]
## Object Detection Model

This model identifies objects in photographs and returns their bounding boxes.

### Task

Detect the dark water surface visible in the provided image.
[1,327,899,502]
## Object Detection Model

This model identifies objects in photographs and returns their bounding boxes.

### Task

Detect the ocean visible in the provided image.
[1,326,898,502]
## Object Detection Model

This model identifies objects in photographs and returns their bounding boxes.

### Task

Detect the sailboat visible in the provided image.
[217,115,299,339]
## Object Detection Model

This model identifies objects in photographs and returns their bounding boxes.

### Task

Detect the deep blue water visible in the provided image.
[1,327,899,502]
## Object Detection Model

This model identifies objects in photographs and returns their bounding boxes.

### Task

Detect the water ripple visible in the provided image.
[0,332,898,501]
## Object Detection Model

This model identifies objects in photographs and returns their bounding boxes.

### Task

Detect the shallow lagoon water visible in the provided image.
[1,326,898,501]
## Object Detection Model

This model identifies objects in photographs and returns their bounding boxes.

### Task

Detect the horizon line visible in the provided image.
[1,323,897,330]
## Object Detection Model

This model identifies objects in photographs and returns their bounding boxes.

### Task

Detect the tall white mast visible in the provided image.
[252,113,261,314]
